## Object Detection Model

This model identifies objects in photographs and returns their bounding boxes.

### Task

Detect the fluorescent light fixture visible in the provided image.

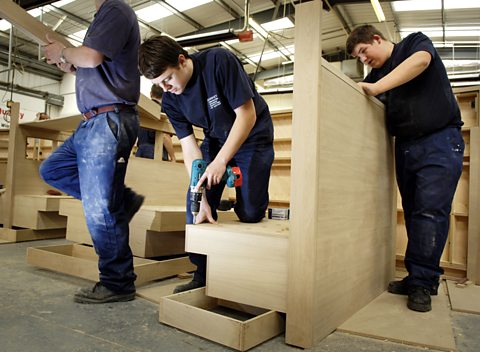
[51,0,76,7]
[248,50,283,63]
[400,27,480,39]
[371,0,385,22]
[393,0,480,11]
[27,8,43,17]
[0,20,11,31]
[264,74,294,87]
[261,17,294,32]
[165,0,212,12]
[68,29,87,43]
[135,4,172,23]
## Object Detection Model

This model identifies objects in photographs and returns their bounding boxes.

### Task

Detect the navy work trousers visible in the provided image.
[39,108,139,293]
[396,126,464,292]
[187,138,275,284]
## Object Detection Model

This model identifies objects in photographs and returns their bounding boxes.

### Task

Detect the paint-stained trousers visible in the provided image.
[396,126,464,292]
[39,107,139,293]
[187,138,275,284]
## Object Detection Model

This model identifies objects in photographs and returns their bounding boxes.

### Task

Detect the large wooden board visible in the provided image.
[338,283,455,352]
[286,0,394,348]
[0,0,71,47]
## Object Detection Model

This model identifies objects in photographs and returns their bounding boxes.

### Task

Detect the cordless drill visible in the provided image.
[189,159,242,223]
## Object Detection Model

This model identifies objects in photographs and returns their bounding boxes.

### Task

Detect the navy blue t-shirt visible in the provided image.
[76,0,140,113]
[162,48,273,145]
[364,32,462,140]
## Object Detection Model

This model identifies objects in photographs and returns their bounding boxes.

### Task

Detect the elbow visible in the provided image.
[418,52,431,71]
[85,55,103,68]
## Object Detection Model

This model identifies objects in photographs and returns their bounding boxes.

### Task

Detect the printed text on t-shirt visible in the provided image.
[207,95,221,109]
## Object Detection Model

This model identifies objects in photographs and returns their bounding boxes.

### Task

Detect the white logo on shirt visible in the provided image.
[207,95,221,110]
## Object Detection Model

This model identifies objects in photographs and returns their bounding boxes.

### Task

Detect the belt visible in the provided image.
[82,104,133,121]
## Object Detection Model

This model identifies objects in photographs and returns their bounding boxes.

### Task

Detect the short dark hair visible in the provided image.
[150,84,163,100]
[139,35,189,79]
[346,25,386,55]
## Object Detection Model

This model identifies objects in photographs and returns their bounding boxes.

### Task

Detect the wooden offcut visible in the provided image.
[338,283,456,351]
[447,279,480,314]
[159,288,285,351]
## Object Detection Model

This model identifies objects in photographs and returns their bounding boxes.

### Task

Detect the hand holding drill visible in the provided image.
[190,159,242,224]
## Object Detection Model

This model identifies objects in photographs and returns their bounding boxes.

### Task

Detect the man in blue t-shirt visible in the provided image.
[138,36,274,293]
[347,25,464,312]
[42,0,143,304]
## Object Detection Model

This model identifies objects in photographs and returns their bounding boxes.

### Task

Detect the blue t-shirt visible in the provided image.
[364,32,462,140]
[76,0,140,113]
[162,48,273,145]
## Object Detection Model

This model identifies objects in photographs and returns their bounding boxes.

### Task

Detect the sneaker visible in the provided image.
[407,286,432,312]
[74,282,135,304]
[388,277,438,296]
[126,192,145,223]
[173,280,205,294]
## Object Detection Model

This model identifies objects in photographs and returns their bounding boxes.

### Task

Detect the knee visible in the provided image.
[235,208,266,223]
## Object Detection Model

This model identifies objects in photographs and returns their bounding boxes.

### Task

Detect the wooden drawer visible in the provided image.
[159,288,285,351]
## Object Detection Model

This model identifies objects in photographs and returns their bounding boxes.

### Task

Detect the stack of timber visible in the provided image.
[158,1,395,350]
[396,85,480,282]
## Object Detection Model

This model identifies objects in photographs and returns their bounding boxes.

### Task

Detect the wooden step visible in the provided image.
[27,243,195,285]
[186,219,289,312]
[60,199,238,258]
[12,195,71,230]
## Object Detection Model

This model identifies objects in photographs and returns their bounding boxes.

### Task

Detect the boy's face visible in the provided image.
[351,35,387,69]
[151,55,190,95]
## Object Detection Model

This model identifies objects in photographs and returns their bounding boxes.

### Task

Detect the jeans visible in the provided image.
[187,139,275,284]
[396,126,464,292]
[39,107,139,293]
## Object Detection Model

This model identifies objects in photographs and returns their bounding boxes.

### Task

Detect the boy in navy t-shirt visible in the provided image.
[139,36,274,293]
[347,25,464,312]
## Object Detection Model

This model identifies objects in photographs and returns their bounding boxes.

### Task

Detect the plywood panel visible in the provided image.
[287,1,394,348]
[338,284,455,351]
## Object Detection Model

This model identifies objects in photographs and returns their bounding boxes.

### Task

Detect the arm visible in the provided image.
[44,33,104,69]
[163,134,176,162]
[180,134,215,224]
[197,98,257,189]
[359,51,431,96]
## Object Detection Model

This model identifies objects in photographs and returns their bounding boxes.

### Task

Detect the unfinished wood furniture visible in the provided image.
[163,1,395,349]
[160,288,285,351]
[396,86,480,283]
[0,103,77,243]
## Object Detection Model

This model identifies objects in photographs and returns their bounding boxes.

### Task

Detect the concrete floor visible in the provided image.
[1,239,480,352]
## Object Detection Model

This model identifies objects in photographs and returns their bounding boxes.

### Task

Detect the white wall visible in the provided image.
[0,64,62,122]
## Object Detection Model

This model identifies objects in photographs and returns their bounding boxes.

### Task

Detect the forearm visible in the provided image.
[62,46,104,68]
[179,134,202,176]
[163,135,176,161]
[374,51,431,94]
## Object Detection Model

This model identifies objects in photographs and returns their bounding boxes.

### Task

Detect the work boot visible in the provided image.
[407,286,432,312]
[74,282,135,304]
[388,277,438,296]
[173,280,205,294]
[125,190,145,223]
